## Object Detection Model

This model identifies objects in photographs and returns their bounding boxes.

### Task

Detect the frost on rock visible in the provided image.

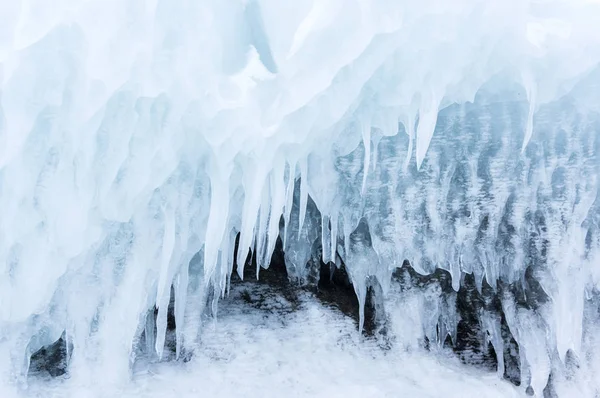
[0,0,600,396]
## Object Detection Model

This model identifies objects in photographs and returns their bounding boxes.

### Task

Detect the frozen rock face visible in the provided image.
[0,0,600,396]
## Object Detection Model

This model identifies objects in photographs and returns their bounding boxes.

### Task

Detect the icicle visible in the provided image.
[298,159,308,236]
[283,161,296,247]
[415,92,441,170]
[474,269,484,294]
[483,253,498,291]
[330,213,338,265]
[255,185,271,273]
[321,214,331,263]
[155,205,176,360]
[174,261,189,360]
[218,236,230,295]
[237,165,267,277]
[482,312,505,378]
[204,169,230,283]
[258,159,288,272]
[356,277,367,336]
[155,290,170,360]
[156,206,176,308]
[450,261,460,292]
[181,251,206,355]
[521,71,537,153]
[263,165,286,267]
[225,230,237,296]
[553,226,587,362]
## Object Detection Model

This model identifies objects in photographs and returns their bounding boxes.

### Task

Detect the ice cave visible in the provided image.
[1,0,600,397]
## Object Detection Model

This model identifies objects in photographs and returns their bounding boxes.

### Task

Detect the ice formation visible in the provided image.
[1,0,600,395]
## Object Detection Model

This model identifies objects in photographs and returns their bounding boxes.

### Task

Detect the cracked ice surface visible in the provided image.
[0,0,600,396]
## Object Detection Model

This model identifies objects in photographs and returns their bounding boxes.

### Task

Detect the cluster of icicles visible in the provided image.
[0,1,600,396]
[4,79,599,397]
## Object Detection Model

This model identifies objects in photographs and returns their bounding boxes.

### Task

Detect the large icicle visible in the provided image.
[204,164,231,282]
[415,92,441,169]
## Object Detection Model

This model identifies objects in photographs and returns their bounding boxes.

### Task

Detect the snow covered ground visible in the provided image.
[14,278,521,398]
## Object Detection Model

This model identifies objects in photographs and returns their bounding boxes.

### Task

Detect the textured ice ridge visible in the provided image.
[1,0,600,395]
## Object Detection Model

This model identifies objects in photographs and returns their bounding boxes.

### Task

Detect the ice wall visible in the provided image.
[0,0,599,394]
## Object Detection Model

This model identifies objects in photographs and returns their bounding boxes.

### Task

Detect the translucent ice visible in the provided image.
[0,0,599,396]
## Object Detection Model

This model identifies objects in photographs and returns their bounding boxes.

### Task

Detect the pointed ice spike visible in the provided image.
[174,262,188,360]
[474,270,484,294]
[218,237,230,296]
[226,231,236,295]
[355,278,367,336]
[157,206,176,304]
[283,161,296,247]
[483,313,505,378]
[204,164,231,284]
[521,71,537,153]
[256,187,270,272]
[237,166,266,276]
[155,207,176,356]
[298,159,308,237]
[264,165,286,267]
[451,261,460,292]
[321,215,331,263]
[255,249,260,280]
[155,291,170,360]
[415,93,440,170]
[330,214,338,264]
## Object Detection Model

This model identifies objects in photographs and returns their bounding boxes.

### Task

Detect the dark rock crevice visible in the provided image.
[28,332,72,379]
